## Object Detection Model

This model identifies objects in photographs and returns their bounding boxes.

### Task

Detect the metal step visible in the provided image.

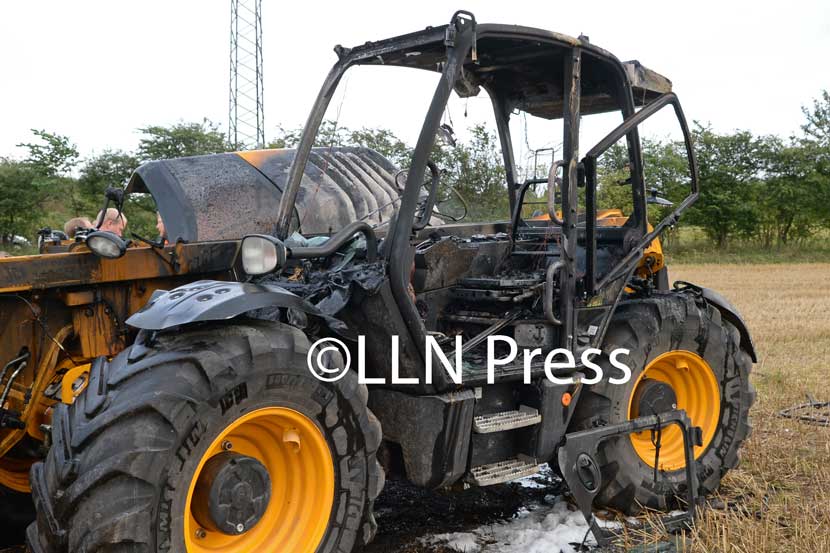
[473,406,541,433]
[467,457,541,486]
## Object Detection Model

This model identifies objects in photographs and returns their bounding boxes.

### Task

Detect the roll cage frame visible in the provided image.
[274,12,699,363]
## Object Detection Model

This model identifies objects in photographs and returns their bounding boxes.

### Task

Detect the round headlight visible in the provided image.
[86,231,128,259]
[241,235,286,275]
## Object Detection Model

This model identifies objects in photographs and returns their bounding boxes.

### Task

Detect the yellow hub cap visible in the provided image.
[628,350,720,471]
[185,407,334,552]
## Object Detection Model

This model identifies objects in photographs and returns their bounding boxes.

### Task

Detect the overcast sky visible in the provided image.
[1,0,828,162]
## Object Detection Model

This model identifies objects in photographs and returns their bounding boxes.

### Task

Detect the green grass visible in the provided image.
[664,226,830,264]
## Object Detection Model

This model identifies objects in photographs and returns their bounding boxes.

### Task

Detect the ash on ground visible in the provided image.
[364,466,603,553]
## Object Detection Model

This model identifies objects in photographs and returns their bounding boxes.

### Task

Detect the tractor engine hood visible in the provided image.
[126,147,402,243]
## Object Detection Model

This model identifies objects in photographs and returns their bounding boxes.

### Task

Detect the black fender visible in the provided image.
[126,280,346,333]
[700,287,757,363]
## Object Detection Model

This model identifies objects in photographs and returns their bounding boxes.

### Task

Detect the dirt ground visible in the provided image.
[3,263,828,553]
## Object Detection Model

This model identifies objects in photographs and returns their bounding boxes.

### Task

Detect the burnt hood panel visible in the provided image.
[127,147,403,242]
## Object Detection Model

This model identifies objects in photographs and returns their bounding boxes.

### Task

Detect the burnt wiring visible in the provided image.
[391,168,469,227]
[0,351,30,429]
[0,355,29,411]
[0,352,30,397]
[651,412,663,485]
[12,294,80,365]
[435,185,469,223]
[98,295,129,338]
[131,232,179,271]
[642,398,685,503]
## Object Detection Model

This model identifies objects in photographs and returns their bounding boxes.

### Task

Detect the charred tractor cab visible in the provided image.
[28,12,755,553]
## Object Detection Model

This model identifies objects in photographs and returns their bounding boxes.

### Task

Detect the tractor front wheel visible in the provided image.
[571,292,754,513]
[27,320,384,553]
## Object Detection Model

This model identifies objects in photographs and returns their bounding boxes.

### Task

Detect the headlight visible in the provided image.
[86,231,128,259]
[241,235,287,275]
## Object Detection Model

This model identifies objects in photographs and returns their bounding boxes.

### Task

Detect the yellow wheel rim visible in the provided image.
[184,407,334,552]
[628,350,720,471]
[0,457,33,492]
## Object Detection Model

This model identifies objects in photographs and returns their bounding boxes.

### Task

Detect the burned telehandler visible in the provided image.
[28,12,755,553]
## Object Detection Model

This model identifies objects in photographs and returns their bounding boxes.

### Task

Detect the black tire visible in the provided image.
[570,291,754,513]
[0,482,35,547]
[27,320,384,553]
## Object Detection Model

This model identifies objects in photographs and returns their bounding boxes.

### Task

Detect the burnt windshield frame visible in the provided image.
[490,90,520,217]
[273,26,449,239]
[276,18,649,359]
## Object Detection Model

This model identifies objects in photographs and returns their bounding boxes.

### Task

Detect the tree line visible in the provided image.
[1,91,827,250]
[0,120,228,245]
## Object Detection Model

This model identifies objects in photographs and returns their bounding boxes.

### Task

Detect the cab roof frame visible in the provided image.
[334,22,671,119]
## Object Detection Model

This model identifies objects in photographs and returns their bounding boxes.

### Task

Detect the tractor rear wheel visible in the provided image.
[571,292,754,513]
[27,320,384,553]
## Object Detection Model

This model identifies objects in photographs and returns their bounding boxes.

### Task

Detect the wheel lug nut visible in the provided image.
[236,523,245,533]
[222,440,233,450]
[195,528,206,539]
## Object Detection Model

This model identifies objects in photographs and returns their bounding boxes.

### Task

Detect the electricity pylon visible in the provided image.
[228,0,264,149]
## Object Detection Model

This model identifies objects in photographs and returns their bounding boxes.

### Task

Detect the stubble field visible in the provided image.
[670,263,830,552]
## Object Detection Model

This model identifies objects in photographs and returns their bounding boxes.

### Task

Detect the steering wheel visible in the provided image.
[414,160,441,230]
[395,160,441,231]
